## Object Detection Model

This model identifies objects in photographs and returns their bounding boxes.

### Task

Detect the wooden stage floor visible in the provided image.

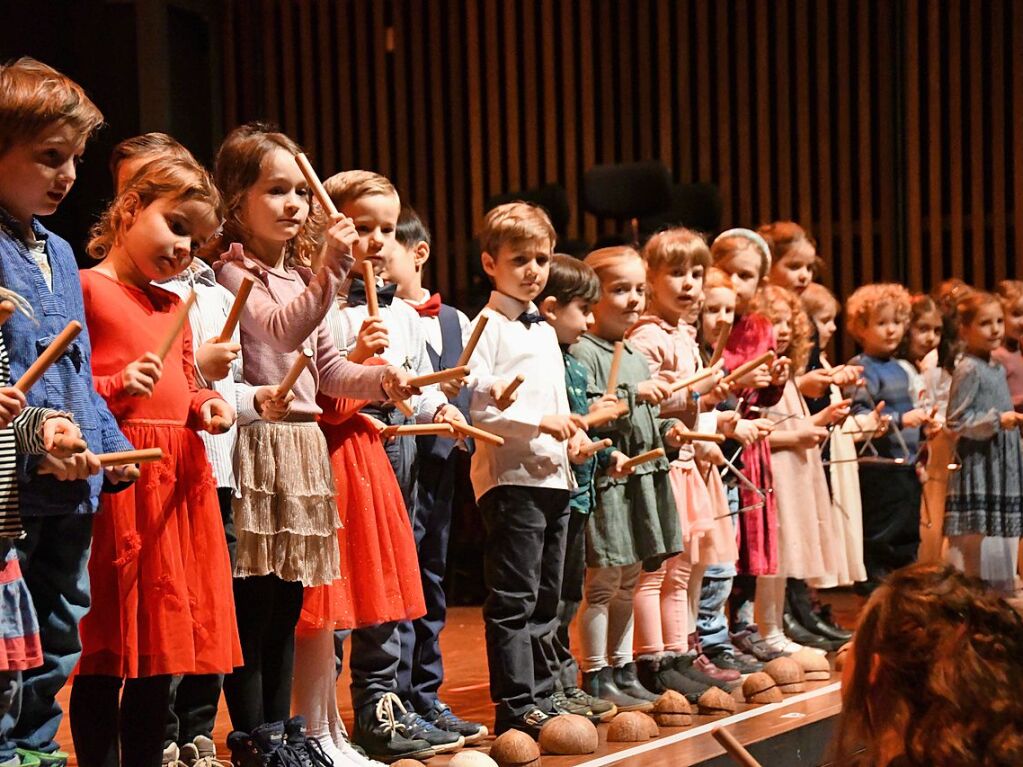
[55,592,864,767]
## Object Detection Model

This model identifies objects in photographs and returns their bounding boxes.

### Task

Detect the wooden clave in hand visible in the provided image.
[155,292,197,360]
[605,341,624,396]
[495,374,525,409]
[721,350,775,387]
[709,321,732,366]
[276,348,314,399]
[670,367,716,394]
[580,400,629,429]
[674,430,725,444]
[620,447,666,472]
[96,447,164,467]
[15,321,82,393]
[574,437,612,458]
[207,416,232,434]
[406,365,469,388]
[382,423,455,438]
[217,277,254,342]
[450,420,505,446]
[394,398,415,417]
[51,433,87,454]
[294,153,340,217]
[457,315,489,367]
[362,260,379,318]
[710,727,763,767]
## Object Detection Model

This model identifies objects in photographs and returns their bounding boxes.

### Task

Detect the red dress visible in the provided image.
[79,271,242,678]
[298,380,425,632]
[723,312,782,576]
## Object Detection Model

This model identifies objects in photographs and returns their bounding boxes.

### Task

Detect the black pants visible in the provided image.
[553,510,587,690]
[165,489,235,745]
[479,485,569,722]
[70,675,171,767]
[859,466,921,581]
[222,574,304,733]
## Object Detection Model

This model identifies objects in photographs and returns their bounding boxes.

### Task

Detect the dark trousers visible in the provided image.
[859,466,921,581]
[165,489,234,745]
[479,486,569,722]
[396,451,456,712]
[12,514,94,755]
[365,407,418,522]
[553,511,587,690]
[69,674,172,767]
[222,574,304,733]
[349,622,401,714]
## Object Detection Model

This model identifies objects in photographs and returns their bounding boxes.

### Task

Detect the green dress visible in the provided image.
[569,333,684,569]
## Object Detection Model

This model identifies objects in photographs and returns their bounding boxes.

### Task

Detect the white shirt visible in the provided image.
[467,290,573,501]
[403,288,471,358]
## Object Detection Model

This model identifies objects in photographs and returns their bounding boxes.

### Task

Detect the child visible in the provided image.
[109,132,194,193]
[70,155,241,767]
[993,280,1023,413]
[209,124,412,751]
[387,206,487,741]
[843,284,930,589]
[535,254,616,722]
[944,292,1023,595]
[571,246,700,708]
[465,202,582,738]
[0,57,138,767]
[758,221,817,297]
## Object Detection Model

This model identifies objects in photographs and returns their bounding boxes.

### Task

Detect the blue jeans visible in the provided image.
[697,484,738,653]
[0,672,20,763]
[11,515,93,755]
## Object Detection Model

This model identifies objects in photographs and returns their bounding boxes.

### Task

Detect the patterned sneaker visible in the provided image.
[551,689,599,723]
[420,701,488,745]
[731,627,786,662]
[564,687,616,723]
[283,717,334,767]
[705,648,763,674]
[494,707,554,740]
[352,693,436,763]
[397,707,464,754]
[227,721,286,767]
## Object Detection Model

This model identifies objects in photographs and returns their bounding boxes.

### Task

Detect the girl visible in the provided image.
[70,156,241,767]
[944,292,1023,595]
[572,246,706,710]
[993,280,1023,413]
[208,124,413,743]
[758,221,817,297]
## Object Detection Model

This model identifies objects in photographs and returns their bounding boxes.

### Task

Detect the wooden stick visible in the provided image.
[294,153,339,216]
[605,341,624,396]
[51,433,87,454]
[217,277,254,342]
[711,727,763,767]
[709,321,732,366]
[406,366,469,388]
[362,260,379,318]
[96,447,164,467]
[457,315,489,367]
[381,423,455,438]
[0,300,15,326]
[450,420,505,446]
[674,430,726,444]
[394,398,415,417]
[574,437,612,458]
[495,374,525,409]
[721,350,776,386]
[277,348,313,399]
[670,367,716,393]
[620,447,666,472]
[15,321,82,393]
[155,292,197,360]
[580,400,629,429]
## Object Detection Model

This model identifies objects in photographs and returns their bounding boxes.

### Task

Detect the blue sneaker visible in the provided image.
[420,701,488,745]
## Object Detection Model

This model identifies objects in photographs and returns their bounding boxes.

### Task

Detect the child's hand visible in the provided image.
[725,418,763,446]
[0,386,27,428]
[795,425,829,448]
[901,408,932,429]
[122,352,163,397]
[349,317,389,363]
[664,424,689,448]
[814,398,851,427]
[830,364,864,388]
[733,362,772,390]
[36,451,102,481]
[255,385,295,422]
[201,398,236,434]
[434,403,466,427]
[440,377,466,401]
[539,415,579,441]
[607,450,634,479]
[770,356,791,385]
[490,378,518,409]
[692,363,726,396]
[637,379,673,405]
[381,366,420,402]
[323,214,360,261]
[42,417,85,458]
[105,463,140,484]
[196,340,240,382]
[1000,411,1022,430]
[699,443,727,466]
[588,394,620,414]
[797,369,832,399]
[703,379,732,406]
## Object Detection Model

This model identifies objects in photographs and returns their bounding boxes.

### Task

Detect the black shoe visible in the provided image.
[673,653,739,692]
[581,666,652,712]
[812,604,854,642]
[636,657,709,704]
[705,647,763,674]
[352,694,436,762]
[283,717,333,767]
[494,707,554,740]
[398,704,464,754]
[227,722,285,767]
[782,613,845,652]
[612,662,659,703]
[421,701,488,745]
[731,627,786,662]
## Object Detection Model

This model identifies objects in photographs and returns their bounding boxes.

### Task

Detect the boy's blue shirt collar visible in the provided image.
[0,205,48,245]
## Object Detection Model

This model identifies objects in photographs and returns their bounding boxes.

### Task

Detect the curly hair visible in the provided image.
[995,280,1023,310]
[844,283,912,342]
[757,220,818,269]
[641,227,710,274]
[831,563,1023,767]
[754,284,813,374]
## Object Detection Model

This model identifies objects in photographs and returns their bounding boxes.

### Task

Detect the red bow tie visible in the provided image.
[412,292,442,317]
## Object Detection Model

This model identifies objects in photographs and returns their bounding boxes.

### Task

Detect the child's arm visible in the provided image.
[312,322,393,402]
[180,323,234,433]
[12,407,73,455]
[946,359,1003,440]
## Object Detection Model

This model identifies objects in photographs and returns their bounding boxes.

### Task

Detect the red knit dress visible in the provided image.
[78,271,242,678]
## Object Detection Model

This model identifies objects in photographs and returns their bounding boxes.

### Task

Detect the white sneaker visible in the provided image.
[335,736,386,767]
[163,743,186,767]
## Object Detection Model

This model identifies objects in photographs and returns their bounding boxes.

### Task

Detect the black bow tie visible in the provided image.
[347,278,397,308]
[517,311,545,327]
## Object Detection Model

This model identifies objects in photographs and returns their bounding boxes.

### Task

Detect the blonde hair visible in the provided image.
[584,245,644,283]
[322,169,399,211]
[995,279,1023,308]
[478,202,556,257]
[641,227,710,273]
[87,155,222,261]
[0,57,103,153]
[844,283,912,340]
[754,284,813,374]
[801,282,840,321]
[109,132,193,180]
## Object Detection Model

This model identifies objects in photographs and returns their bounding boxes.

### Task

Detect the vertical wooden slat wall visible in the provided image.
[222,0,1022,318]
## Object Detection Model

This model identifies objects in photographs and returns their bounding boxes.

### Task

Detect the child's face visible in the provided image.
[341,192,400,274]
[380,239,424,291]
[1004,298,1023,342]
[718,249,762,311]
[117,196,220,284]
[961,303,1004,355]
[0,122,85,225]
[770,299,794,355]
[768,242,816,294]
[701,287,736,344]
[542,296,593,346]
[648,262,705,324]
[812,307,838,348]
[481,238,552,303]
[240,147,311,248]
[858,304,906,357]
[592,257,646,341]
[907,310,942,362]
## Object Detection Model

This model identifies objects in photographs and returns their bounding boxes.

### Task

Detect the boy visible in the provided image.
[843,283,930,591]
[0,57,137,767]
[535,255,617,723]
[385,206,487,742]
[467,202,585,738]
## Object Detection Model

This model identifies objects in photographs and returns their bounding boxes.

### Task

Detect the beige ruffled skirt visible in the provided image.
[233,421,341,587]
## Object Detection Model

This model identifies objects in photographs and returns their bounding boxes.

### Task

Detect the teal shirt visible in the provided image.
[564,348,600,514]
